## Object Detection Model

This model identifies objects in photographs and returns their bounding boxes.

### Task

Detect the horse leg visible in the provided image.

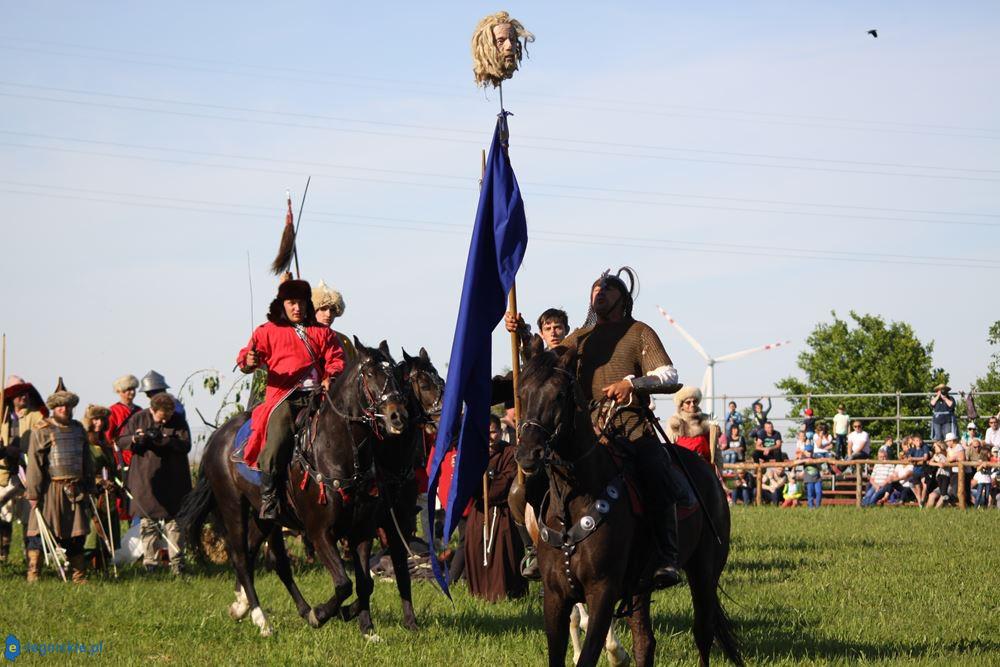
[625,593,654,667]
[569,604,585,664]
[604,614,632,667]
[385,508,419,631]
[266,524,312,622]
[245,517,274,637]
[543,588,574,667]
[306,527,353,629]
[225,500,272,636]
[577,589,617,667]
[344,537,377,639]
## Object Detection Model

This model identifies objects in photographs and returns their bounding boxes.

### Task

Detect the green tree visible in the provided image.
[777,311,948,440]
[973,320,1000,416]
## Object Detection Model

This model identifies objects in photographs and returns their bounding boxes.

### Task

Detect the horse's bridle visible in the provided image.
[327,356,405,437]
[518,366,579,471]
[403,365,444,424]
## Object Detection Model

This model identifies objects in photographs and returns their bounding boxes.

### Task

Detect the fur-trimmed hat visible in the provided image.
[311,280,345,317]
[112,374,139,392]
[46,391,79,410]
[267,277,316,325]
[83,404,111,422]
[673,385,703,408]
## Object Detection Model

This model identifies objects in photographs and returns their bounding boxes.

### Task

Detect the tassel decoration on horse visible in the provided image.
[271,191,296,275]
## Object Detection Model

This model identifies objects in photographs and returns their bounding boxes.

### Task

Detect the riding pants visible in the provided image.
[259,392,312,478]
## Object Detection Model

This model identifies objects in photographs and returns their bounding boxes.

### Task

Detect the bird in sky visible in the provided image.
[868,29,878,38]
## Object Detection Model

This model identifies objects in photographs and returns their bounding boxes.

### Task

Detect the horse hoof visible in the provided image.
[251,607,273,637]
[306,609,322,629]
[403,618,419,632]
[340,603,360,622]
[609,648,631,667]
[229,602,250,621]
[364,632,382,643]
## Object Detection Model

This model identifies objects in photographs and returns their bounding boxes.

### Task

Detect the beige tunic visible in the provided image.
[25,419,94,540]
[0,408,45,486]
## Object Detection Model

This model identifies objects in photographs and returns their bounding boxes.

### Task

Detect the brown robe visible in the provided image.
[25,418,94,540]
[464,442,527,602]
[118,409,192,520]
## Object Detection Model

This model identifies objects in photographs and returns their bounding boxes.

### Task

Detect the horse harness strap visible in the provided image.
[537,476,626,592]
[293,400,377,506]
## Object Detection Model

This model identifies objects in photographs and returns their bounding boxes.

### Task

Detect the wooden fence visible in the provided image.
[721,458,995,509]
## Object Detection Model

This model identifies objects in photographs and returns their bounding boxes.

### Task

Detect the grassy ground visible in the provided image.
[2,507,998,666]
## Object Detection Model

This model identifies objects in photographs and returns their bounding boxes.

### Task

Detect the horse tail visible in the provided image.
[177,471,217,549]
[712,587,744,666]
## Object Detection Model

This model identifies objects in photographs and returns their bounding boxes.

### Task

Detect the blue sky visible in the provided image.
[2,2,998,444]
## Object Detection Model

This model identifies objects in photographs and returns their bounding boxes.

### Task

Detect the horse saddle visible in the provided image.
[231,417,261,485]
[620,459,699,521]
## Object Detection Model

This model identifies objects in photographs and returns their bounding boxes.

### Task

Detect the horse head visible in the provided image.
[515,337,580,476]
[400,347,445,431]
[343,336,408,435]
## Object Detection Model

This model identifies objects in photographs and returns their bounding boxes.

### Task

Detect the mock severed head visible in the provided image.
[472,11,534,88]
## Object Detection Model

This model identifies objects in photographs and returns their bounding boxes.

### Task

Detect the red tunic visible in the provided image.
[106,402,140,466]
[236,321,345,467]
[675,434,712,462]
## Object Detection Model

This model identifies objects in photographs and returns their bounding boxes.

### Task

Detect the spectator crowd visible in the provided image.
[717,384,1000,510]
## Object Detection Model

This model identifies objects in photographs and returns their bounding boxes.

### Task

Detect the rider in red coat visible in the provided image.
[237,278,345,520]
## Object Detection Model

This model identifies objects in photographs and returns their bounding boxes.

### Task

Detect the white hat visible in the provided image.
[967,422,977,430]
[944,432,957,442]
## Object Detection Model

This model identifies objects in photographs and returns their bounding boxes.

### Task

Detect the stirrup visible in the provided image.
[652,564,682,589]
[520,552,540,580]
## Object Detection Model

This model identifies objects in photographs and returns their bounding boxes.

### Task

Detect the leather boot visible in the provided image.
[651,504,681,589]
[70,553,88,584]
[26,549,42,583]
[0,533,10,563]
[515,524,540,580]
[259,472,279,521]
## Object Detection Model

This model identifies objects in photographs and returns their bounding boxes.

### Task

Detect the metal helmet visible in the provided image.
[138,370,169,393]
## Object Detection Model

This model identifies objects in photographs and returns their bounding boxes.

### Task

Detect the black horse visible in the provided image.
[369,346,444,631]
[516,341,742,667]
[178,339,407,637]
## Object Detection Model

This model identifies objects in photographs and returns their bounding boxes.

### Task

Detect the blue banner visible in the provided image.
[425,115,527,596]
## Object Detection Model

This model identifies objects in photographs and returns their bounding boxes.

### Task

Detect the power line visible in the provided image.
[1,183,994,270]
[5,128,995,221]
[4,138,999,229]
[2,37,999,140]
[2,81,997,176]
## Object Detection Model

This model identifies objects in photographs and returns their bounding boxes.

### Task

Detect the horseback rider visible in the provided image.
[237,277,345,520]
[559,267,683,588]
[311,279,358,363]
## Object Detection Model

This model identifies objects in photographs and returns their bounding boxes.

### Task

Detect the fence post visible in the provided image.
[896,389,903,442]
[855,463,862,507]
[957,464,966,509]
[806,393,811,410]
[755,463,763,506]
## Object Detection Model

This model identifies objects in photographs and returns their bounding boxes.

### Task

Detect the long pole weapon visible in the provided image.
[35,507,68,581]
[1,333,7,427]
[88,496,118,578]
[292,176,311,279]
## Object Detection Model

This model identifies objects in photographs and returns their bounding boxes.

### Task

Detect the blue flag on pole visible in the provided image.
[426,116,527,596]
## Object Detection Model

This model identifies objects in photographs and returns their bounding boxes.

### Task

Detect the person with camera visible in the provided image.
[117,393,192,574]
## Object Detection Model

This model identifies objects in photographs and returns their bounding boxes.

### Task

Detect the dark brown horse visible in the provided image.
[516,342,742,667]
[369,347,445,631]
[178,339,407,637]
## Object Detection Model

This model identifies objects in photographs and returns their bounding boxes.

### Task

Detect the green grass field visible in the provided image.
[2,508,999,666]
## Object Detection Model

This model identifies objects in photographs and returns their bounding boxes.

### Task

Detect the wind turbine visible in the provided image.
[656,306,791,417]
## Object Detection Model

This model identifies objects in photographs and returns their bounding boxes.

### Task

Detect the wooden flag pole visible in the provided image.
[510,285,524,486]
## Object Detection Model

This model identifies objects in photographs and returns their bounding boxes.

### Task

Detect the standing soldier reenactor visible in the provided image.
[82,404,121,571]
[1,376,49,562]
[24,383,94,583]
[117,393,192,575]
[106,374,140,467]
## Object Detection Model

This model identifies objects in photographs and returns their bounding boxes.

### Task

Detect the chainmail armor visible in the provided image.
[562,319,672,441]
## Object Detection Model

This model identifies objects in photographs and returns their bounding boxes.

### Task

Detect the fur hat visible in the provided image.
[46,391,79,410]
[83,404,111,422]
[673,385,703,408]
[311,280,346,317]
[113,374,139,392]
[267,278,316,325]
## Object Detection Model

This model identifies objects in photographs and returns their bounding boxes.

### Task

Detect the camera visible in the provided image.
[144,427,162,444]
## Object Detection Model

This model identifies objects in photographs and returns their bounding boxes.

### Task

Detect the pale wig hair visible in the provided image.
[471,11,534,88]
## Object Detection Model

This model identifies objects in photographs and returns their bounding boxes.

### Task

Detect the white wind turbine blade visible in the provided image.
[715,340,792,363]
[657,306,710,362]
